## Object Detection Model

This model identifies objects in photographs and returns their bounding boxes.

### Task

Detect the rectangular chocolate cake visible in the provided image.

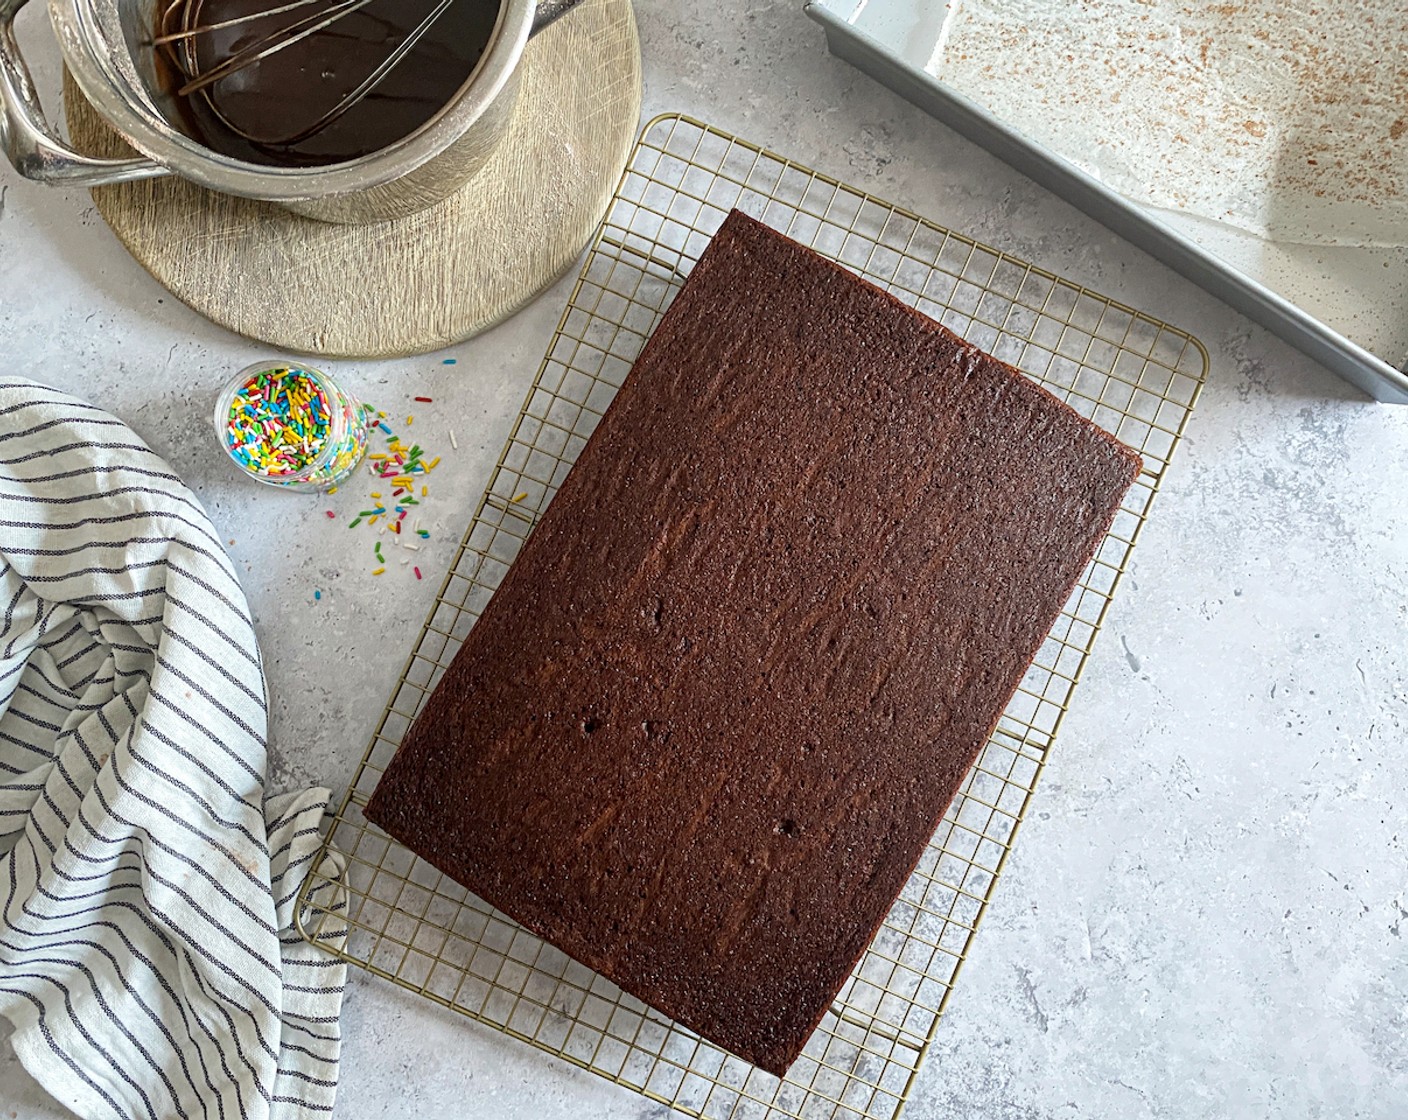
[366,210,1141,1075]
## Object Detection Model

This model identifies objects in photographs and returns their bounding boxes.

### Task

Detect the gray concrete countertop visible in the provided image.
[3,1,1406,1117]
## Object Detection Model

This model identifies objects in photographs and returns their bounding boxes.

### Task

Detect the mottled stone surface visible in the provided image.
[2,0,1405,1116]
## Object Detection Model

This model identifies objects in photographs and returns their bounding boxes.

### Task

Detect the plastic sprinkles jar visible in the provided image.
[214,362,371,492]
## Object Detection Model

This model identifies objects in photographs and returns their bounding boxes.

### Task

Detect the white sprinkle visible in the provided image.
[403,543,420,552]
[401,558,410,565]
[450,429,458,449]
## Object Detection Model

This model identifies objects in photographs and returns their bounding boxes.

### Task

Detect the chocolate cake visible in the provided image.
[365,210,1141,1075]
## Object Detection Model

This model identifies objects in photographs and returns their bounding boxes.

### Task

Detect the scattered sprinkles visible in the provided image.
[317,389,451,581]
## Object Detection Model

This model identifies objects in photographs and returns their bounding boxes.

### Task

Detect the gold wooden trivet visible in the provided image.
[63,0,641,357]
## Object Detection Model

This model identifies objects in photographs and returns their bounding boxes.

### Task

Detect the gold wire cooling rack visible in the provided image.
[296,113,1208,1120]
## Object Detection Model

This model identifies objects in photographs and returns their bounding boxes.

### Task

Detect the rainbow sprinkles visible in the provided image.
[340,405,450,575]
[216,362,452,581]
[221,364,371,491]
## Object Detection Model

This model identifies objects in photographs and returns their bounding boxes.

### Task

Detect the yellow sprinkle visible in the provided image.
[377,410,387,418]
[328,485,338,494]
[370,491,382,498]
[427,457,440,470]
[370,454,390,461]
[393,476,413,486]
[421,485,428,497]
[406,415,414,426]
[511,492,528,503]
[368,515,379,525]
[372,567,385,576]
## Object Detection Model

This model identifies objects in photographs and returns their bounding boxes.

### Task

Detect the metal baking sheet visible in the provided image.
[805,0,1408,404]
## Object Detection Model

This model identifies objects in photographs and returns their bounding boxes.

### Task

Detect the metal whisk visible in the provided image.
[152,0,455,146]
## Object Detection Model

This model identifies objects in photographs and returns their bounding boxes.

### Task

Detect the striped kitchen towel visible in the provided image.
[0,379,347,1119]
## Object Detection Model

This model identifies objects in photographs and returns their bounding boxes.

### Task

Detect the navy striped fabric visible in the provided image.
[0,381,347,1119]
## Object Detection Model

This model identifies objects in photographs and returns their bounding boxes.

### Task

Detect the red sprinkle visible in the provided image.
[414,566,422,579]
[414,396,433,403]
[325,510,335,518]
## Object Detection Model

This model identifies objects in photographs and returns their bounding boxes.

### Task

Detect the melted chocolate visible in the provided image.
[157,0,500,166]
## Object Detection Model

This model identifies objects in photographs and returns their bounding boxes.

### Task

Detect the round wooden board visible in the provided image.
[64,0,641,358]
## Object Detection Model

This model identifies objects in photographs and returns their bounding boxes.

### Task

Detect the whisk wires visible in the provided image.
[153,0,449,146]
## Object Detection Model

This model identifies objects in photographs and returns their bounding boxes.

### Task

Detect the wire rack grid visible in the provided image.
[296,113,1208,1120]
